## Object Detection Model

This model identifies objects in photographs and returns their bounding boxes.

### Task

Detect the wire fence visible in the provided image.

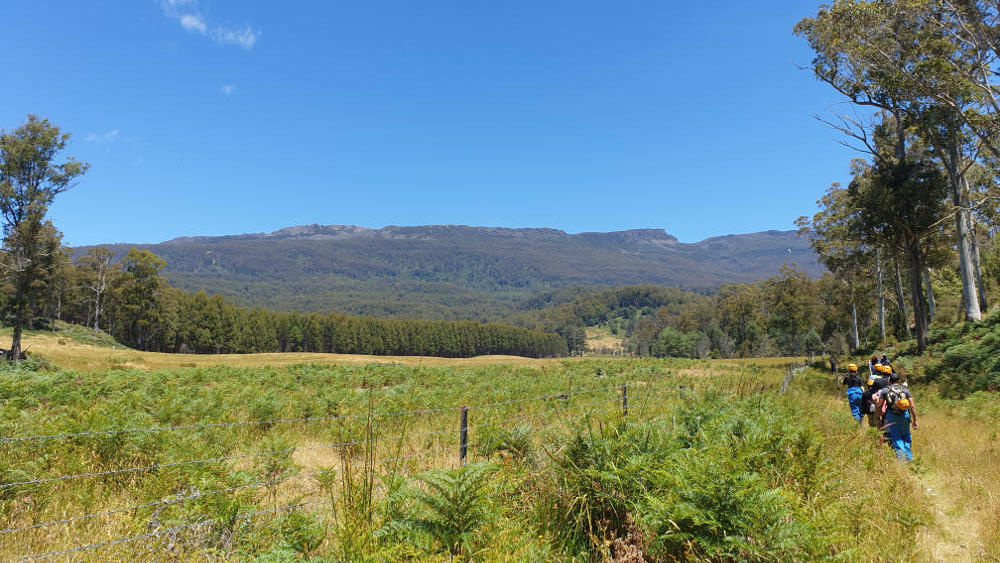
[1,381,679,562]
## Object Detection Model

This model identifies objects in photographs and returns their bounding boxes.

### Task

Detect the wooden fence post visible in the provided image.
[459,406,468,465]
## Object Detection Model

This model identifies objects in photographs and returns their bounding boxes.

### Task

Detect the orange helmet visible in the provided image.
[848,363,858,372]
[895,398,911,411]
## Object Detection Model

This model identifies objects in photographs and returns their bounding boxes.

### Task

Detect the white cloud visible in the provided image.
[161,0,194,10]
[84,130,120,143]
[179,13,207,34]
[212,25,259,50]
[220,84,237,95]
[159,0,259,50]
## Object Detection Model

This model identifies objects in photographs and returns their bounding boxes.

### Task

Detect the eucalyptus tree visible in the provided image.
[797,183,876,348]
[796,0,988,321]
[77,247,117,332]
[112,249,167,351]
[849,139,949,352]
[0,116,88,360]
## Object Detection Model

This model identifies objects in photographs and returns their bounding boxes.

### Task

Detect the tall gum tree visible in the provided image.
[796,0,986,321]
[850,137,949,352]
[797,183,876,349]
[0,115,88,360]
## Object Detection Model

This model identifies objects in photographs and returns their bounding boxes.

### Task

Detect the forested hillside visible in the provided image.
[74,225,822,320]
[511,270,857,359]
[11,246,567,358]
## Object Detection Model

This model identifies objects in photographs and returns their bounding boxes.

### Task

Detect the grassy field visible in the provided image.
[0,327,991,561]
[0,325,563,371]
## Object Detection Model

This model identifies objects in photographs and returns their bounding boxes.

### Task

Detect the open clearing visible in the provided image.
[2,327,568,371]
[583,326,625,354]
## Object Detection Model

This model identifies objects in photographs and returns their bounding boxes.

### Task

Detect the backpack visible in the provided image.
[885,384,910,414]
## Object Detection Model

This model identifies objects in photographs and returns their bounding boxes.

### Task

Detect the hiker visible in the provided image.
[869,355,879,376]
[871,364,892,392]
[862,373,881,428]
[867,365,892,435]
[874,372,918,461]
[843,364,864,422]
[830,355,838,374]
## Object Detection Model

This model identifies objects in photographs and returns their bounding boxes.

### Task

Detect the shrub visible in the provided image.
[391,462,497,556]
[475,424,533,459]
[279,511,326,558]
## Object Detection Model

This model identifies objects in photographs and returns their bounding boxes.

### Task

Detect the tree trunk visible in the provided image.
[893,253,911,338]
[965,205,988,312]
[956,206,982,322]
[876,247,886,342]
[935,126,983,322]
[9,326,23,361]
[850,299,860,351]
[907,239,929,352]
[93,291,101,332]
[8,262,32,363]
[923,267,936,322]
[892,110,906,163]
[947,158,982,322]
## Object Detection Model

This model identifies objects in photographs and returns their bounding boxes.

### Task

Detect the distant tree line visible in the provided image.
[1,245,568,358]
[512,274,846,360]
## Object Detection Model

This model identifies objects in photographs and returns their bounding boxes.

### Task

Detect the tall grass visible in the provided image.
[0,357,942,560]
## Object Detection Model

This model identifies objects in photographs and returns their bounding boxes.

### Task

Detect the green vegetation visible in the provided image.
[0,355,948,561]
[0,115,89,360]
[513,271,853,360]
[5,244,569,359]
[795,0,1000,357]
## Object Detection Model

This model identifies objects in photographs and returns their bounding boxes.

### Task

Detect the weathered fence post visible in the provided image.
[622,383,628,418]
[459,406,468,465]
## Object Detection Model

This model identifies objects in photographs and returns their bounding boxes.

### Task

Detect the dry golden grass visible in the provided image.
[583,326,626,354]
[911,408,1000,561]
[7,328,570,371]
[722,356,808,367]
[795,367,1000,562]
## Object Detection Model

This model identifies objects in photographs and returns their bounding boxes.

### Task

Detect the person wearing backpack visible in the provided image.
[874,373,918,461]
[871,364,892,392]
[868,365,894,441]
[842,364,864,422]
[861,376,877,428]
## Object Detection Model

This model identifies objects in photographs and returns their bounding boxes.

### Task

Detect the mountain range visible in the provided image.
[76,224,822,320]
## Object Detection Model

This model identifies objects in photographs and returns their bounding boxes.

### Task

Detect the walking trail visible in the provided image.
[915,469,983,562]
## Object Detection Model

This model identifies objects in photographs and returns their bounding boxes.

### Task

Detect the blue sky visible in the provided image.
[2,1,854,246]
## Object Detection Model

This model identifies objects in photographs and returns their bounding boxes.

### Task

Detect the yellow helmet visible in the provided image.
[877,364,887,374]
[848,364,858,372]
[895,398,911,411]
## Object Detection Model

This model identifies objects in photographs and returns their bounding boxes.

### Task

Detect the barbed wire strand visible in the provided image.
[0,408,457,445]
[8,395,641,560]
[2,436,461,536]
[0,424,459,491]
[3,388,638,490]
[1,391,636,559]
[0,384,625,445]
[9,500,323,563]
